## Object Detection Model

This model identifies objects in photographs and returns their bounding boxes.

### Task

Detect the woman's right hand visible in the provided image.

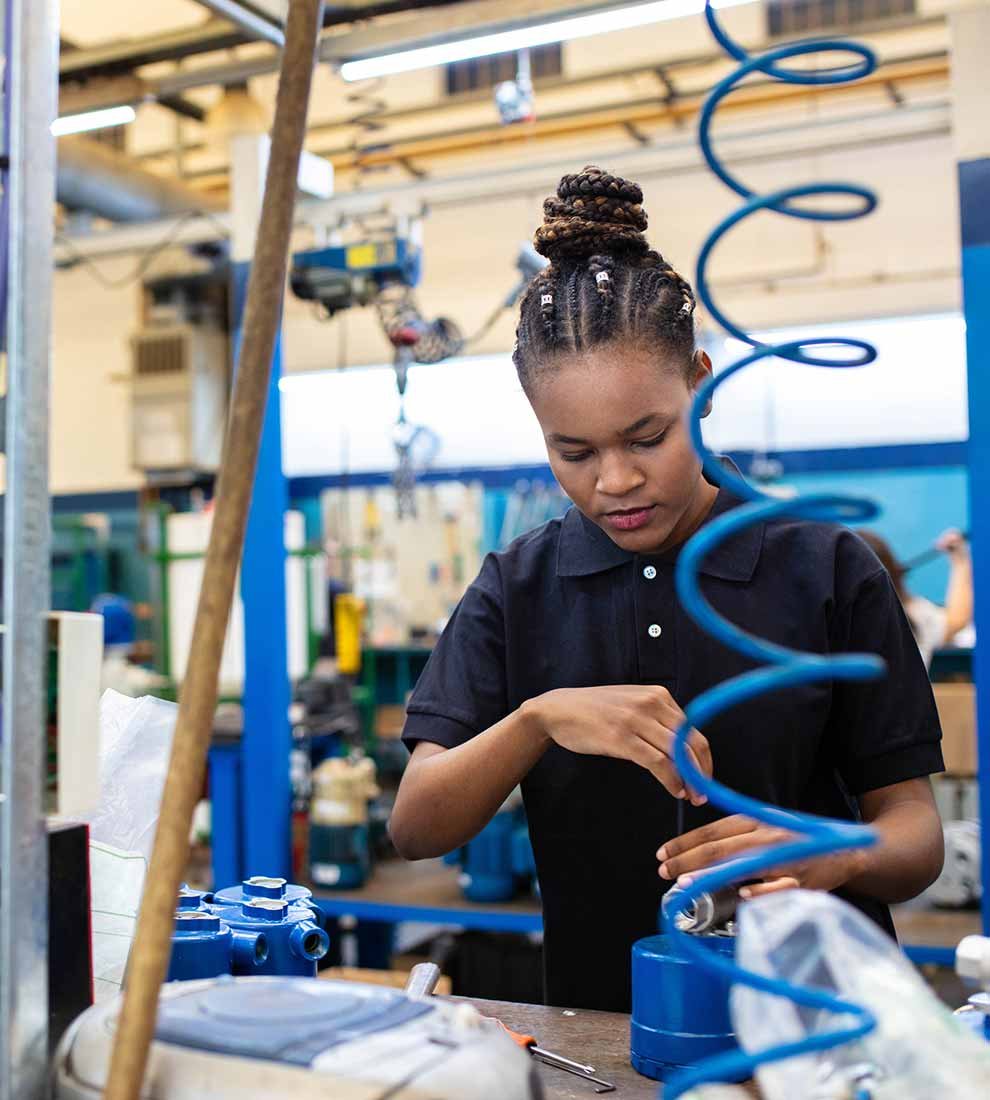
[936,528,969,560]
[522,685,712,804]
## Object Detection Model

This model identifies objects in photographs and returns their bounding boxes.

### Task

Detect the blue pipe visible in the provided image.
[660,6,886,1097]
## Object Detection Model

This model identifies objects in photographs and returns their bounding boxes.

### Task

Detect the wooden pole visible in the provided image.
[101,3,325,1096]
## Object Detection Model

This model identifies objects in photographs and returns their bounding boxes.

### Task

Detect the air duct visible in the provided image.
[57,136,225,223]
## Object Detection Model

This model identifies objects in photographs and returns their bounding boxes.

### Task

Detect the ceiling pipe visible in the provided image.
[191,1,285,47]
[57,136,225,223]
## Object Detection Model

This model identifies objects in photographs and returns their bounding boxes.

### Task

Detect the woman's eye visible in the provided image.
[633,432,667,450]
[560,451,591,463]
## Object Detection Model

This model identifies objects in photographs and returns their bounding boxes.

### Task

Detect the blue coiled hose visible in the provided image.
[663,5,888,1097]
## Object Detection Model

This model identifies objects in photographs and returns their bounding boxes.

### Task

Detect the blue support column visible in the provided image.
[232,261,292,879]
[208,742,242,889]
[961,158,990,936]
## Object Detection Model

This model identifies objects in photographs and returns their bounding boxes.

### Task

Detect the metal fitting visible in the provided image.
[662,884,740,935]
[289,920,330,962]
[231,929,269,970]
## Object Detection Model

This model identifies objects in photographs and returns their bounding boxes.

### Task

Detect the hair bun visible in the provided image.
[533,166,650,266]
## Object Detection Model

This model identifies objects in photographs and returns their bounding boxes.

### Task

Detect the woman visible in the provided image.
[858,529,972,668]
[389,168,945,1012]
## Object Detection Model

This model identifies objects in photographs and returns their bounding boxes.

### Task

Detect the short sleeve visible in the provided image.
[829,567,944,795]
[401,554,508,752]
[904,596,947,669]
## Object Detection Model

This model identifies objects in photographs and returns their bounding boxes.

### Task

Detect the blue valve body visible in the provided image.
[212,898,329,978]
[168,879,329,981]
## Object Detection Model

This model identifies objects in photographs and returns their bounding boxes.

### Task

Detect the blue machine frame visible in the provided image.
[961,156,990,938]
[231,261,292,881]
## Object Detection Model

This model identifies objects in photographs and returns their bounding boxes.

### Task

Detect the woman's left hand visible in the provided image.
[656,814,865,897]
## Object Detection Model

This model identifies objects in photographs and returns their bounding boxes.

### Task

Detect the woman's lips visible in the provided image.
[603,505,657,532]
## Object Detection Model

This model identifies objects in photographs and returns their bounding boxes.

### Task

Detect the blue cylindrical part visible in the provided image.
[454,810,518,903]
[630,933,741,1082]
[167,913,231,982]
[213,876,326,928]
[213,898,330,977]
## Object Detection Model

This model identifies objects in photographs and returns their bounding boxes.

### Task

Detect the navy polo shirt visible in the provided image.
[401,472,943,1012]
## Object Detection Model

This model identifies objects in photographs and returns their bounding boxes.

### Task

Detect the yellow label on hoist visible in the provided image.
[346,243,379,269]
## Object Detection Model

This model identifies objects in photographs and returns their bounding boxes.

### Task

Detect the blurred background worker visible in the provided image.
[860,529,973,668]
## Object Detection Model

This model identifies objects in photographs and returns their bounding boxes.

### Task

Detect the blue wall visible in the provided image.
[783,466,969,605]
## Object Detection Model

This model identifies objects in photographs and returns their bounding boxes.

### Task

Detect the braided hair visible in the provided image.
[514,166,696,392]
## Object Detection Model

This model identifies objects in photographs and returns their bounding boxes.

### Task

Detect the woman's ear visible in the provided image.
[692,350,714,419]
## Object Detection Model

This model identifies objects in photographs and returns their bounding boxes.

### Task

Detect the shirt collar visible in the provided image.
[555,457,764,583]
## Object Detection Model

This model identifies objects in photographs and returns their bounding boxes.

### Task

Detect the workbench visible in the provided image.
[312,857,542,934]
[457,996,759,1098]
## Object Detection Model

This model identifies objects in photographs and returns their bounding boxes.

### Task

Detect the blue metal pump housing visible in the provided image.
[212,897,330,978]
[444,806,535,903]
[168,880,330,982]
[309,822,372,890]
[630,932,740,1082]
[167,911,269,983]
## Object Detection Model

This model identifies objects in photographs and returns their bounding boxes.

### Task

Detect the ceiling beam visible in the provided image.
[190,1,285,47]
[59,38,208,122]
[59,21,250,81]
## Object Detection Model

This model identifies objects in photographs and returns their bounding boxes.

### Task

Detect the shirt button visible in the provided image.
[643,566,657,580]
[648,624,662,639]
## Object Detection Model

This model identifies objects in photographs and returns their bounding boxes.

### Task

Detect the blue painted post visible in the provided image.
[954,7,990,937]
[208,742,242,890]
[231,260,292,880]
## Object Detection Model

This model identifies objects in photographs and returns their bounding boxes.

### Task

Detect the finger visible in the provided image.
[647,724,710,803]
[642,692,713,792]
[657,815,757,861]
[623,739,688,801]
[739,877,799,899]
[688,728,713,779]
[644,686,686,731]
[631,721,703,799]
[659,827,786,880]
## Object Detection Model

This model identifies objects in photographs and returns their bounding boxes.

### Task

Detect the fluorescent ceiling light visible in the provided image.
[51,105,137,138]
[340,0,756,82]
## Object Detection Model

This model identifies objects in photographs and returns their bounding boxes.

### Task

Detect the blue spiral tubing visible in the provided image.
[662,6,888,1098]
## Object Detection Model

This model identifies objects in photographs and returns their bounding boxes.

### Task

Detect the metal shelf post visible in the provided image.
[0,0,59,1095]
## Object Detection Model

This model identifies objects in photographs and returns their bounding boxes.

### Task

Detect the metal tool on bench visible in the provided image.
[492,1019,617,1094]
[408,958,616,1092]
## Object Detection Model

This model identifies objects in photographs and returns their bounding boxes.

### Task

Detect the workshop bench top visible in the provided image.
[456,996,760,1099]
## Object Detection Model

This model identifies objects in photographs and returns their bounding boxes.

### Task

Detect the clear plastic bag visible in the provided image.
[88,841,146,1002]
[85,689,178,862]
[732,889,990,1100]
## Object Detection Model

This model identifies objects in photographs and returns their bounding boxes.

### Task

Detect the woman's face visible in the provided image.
[528,341,715,555]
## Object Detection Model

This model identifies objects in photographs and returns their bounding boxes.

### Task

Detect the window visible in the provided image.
[445,44,563,97]
[767,0,916,36]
